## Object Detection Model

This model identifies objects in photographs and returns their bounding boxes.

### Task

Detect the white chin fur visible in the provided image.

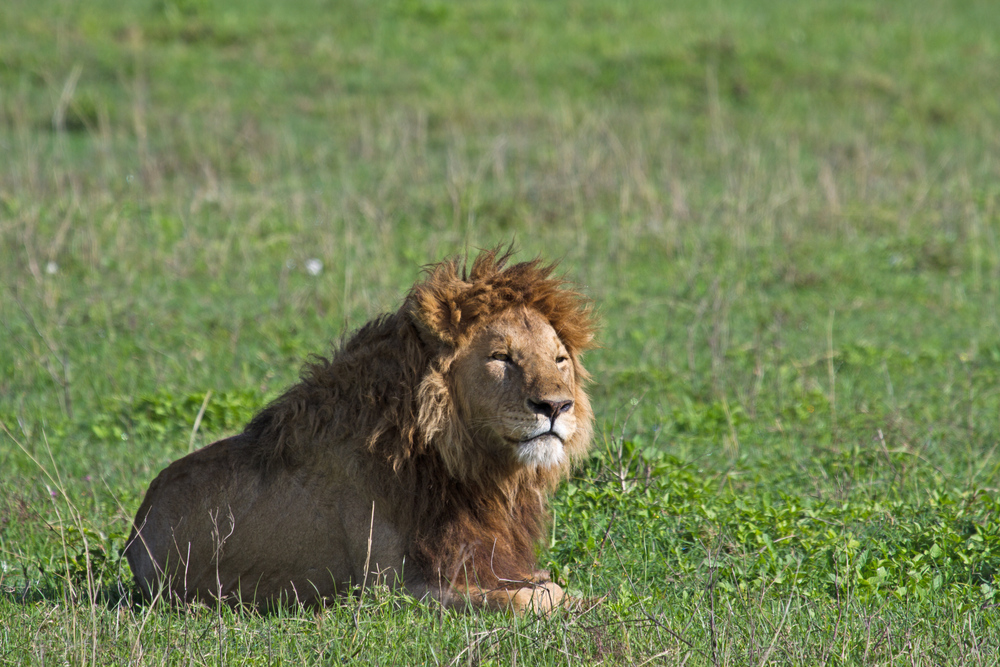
[516,435,565,468]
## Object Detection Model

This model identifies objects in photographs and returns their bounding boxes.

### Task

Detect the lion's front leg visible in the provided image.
[407,572,565,614]
[491,571,605,613]
[480,580,565,614]
[467,570,566,614]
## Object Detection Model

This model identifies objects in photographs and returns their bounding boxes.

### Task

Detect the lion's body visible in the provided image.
[126,249,595,612]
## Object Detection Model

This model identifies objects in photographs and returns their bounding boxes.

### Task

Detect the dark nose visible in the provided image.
[527,398,574,419]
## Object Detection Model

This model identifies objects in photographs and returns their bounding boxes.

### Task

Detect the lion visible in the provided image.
[125,248,597,614]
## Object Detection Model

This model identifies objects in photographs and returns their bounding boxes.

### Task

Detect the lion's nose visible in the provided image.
[527,398,574,419]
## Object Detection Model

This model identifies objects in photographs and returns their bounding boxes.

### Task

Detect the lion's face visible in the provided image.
[450,307,584,469]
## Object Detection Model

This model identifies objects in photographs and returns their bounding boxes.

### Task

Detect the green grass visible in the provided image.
[2,0,1000,663]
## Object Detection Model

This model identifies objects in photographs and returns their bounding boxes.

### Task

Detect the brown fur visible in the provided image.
[126,247,596,613]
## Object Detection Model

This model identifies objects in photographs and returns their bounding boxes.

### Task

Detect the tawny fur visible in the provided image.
[126,248,596,613]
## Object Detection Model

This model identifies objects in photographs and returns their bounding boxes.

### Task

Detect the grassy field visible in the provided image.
[2,0,1000,663]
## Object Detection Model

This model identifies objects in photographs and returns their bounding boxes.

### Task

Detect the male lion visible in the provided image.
[126,248,596,613]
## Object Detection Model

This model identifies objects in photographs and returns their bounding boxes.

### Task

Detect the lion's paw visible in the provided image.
[499,581,565,615]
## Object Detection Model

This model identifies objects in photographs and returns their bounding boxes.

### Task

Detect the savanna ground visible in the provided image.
[2,0,1000,663]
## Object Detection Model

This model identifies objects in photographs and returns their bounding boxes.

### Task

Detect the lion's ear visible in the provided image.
[410,293,462,347]
[407,258,476,346]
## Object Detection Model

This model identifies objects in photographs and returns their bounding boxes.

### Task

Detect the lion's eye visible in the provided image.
[490,352,512,362]
[556,355,569,364]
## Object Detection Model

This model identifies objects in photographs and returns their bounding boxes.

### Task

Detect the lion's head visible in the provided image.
[406,248,595,486]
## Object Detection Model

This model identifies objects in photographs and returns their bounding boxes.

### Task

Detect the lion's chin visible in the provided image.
[515,434,566,469]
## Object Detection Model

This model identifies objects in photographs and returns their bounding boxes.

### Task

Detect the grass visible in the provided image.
[2,0,1000,663]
